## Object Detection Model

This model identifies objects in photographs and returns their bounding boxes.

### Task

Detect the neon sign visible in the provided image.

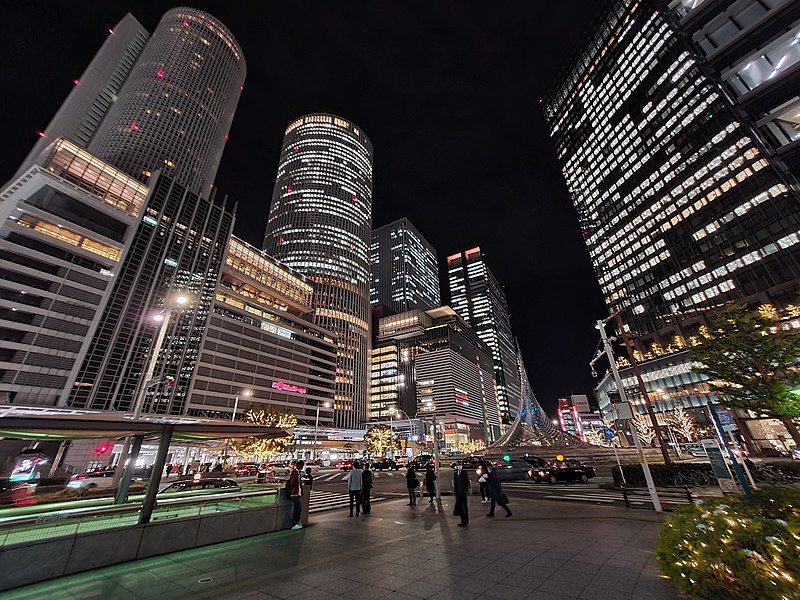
[272,381,307,394]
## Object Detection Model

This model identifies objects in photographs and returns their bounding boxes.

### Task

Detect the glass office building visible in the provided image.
[543,0,800,357]
[263,114,373,429]
[447,247,521,425]
[370,217,441,314]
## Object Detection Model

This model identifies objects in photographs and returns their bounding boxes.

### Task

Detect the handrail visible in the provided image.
[0,488,279,529]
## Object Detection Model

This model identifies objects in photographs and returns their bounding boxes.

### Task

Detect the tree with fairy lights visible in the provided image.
[230,407,297,460]
[364,424,396,457]
[669,404,699,442]
[633,411,656,446]
[689,303,800,446]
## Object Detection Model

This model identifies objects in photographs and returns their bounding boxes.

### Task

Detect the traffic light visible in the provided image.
[503,454,511,461]
[95,443,110,455]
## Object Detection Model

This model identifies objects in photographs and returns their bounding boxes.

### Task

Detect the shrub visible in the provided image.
[656,486,800,600]
[612,463,716,487]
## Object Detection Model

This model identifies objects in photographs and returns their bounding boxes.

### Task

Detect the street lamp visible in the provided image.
[231,389,253,422]
[313,401,331,461]
[112,291,195,499]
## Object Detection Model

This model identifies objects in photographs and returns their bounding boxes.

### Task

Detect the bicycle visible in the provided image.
[673,468,710,488]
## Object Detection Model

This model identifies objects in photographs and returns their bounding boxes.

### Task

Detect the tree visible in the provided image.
[230,407,297,460]
[669,404,698,442]
[364,424,395,456]
[633,412,656,446]
[689,303,800,445]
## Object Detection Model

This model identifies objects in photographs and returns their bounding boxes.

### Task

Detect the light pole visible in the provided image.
[112,292,193,500]
[398,407,441,501]
[313,401,331,461]
[224,389,252,467]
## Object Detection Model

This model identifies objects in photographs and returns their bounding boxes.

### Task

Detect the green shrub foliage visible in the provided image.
[612,463,716,487]
[656,486,800,599]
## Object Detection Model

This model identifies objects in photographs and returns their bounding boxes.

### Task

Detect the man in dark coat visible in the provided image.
[452,464,471,526]
[424,465,437,504]
[289,460,306,530]
[486,465,512,517]
[361,462,373,515]
[406,466,418,506]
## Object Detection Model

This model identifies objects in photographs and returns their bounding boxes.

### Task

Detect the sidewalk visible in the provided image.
[2,496,679,600]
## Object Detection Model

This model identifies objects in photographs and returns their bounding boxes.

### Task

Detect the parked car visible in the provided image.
[372,458,400,471]
[336,459,354,471]
[234,463,259,477]
[530,459,596,484]
[159,478,240,495]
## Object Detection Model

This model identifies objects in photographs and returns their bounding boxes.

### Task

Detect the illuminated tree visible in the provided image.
[633,411,656,446]
[689,303,800,445]
[449,440,486,454]
[669,404,698,442]
[230,408,297,460]
[364,424,395,456]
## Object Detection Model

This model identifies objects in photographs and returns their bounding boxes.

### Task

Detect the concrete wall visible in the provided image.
[0,490,310,591]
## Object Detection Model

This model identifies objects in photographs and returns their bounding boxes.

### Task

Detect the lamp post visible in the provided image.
[224,389,252,467]
[313,401,331,461]
[398,407,441,501]
[112,292,193,501]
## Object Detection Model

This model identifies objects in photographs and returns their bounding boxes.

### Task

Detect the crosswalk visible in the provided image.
[314,470,405,483]
[308,489,389,514]
[500,481,698,508]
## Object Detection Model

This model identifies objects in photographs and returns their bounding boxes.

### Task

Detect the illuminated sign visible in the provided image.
[271,381,307,394]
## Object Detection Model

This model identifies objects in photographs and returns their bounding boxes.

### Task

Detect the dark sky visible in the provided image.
[1,2,607,416]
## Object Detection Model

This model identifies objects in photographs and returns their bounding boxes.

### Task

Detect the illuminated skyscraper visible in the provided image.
[370,218,440,314]
[89,8,246,194]
[13,14,149,181]
[447,247,520,425]
[543,0,800,356]
[263,114,373,429]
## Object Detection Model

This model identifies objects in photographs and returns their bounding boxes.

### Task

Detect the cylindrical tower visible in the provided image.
[263,114,373,429]
[89,7,245,193]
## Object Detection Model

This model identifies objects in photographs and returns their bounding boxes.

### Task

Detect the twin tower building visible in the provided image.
[1,8,520,441]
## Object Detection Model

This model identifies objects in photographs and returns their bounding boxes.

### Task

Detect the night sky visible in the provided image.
[2,3,608,416]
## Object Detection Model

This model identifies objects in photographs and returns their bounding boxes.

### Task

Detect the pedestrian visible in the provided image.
[289,459,305,530]
[361,461,373,515]
[424,465,437,503]
[302,466,314,490]
[478,469,490,503]
[486,464,512,518]
[166,463,173,477]
[347,460,363,517]
[452,462,471,526]
[406,465,419,506]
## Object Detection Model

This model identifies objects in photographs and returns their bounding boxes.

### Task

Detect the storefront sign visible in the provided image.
[271,381,307,394]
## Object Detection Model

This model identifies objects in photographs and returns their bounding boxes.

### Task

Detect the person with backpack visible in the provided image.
[288,460,305,530]
[406,465,419,506]
[347,460,363,517]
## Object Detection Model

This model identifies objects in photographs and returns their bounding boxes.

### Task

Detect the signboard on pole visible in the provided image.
[701,438,736,493]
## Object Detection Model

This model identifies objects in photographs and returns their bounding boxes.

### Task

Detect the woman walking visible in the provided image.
[347,460,363,517]
[486,464,512,517]
[406,465,419,506]
[424,465,437,503]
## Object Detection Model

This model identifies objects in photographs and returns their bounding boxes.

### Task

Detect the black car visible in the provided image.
[451,456,492,472]
[407,454,435,470]
[477,458,531,481]
[159,477,241,495]
[372,458,400,471]
[530,459,596,484]
[85,466,116,478]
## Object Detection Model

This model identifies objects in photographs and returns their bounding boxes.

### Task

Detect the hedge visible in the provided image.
[656,486,800,600]
[611,463,716,487]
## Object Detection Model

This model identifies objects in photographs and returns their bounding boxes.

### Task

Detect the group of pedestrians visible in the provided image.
[346,460,373,517]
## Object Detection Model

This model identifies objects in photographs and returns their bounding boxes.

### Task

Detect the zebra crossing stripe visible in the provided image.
[308,490,387,514]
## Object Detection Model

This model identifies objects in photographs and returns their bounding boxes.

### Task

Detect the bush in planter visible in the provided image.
[656,486,800,600]
[612,463,716,487]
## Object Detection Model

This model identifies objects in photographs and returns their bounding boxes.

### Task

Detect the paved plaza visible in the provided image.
[3,496,679,600]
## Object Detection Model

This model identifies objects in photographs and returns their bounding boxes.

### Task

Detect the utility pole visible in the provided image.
[596,317,662,512]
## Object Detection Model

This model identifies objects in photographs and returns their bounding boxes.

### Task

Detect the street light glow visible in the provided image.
[175,294,190,305]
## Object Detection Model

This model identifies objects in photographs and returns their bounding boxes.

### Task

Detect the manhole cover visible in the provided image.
[197,577,215,584]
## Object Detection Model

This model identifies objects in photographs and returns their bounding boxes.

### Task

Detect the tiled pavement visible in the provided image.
[3,496,680,599]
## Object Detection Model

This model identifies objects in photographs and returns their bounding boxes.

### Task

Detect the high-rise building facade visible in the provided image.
[0,139,147,405]
[13,15,149,181]
[186,237,337,426]
[89,8,246,194]
[370,218,441,314]
[263,114,373,429]
[447,247,520,425]
[543,0,800,357]
[371,306,502,442]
